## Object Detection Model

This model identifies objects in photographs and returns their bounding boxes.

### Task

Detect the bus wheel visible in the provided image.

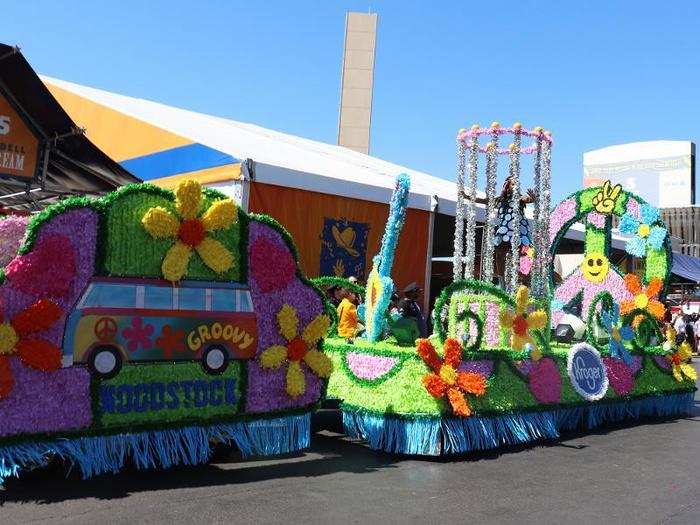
[88,345,122,379]
[202,345,229,375]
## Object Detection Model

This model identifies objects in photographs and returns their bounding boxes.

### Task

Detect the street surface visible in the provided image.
[2,364,699,524]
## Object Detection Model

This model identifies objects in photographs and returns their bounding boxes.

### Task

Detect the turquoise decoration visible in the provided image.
[363,174,411,342]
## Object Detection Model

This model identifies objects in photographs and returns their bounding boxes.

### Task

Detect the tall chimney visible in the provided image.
[337,12,378,155]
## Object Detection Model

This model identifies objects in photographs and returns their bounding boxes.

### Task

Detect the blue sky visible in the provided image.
[5,1,699,200]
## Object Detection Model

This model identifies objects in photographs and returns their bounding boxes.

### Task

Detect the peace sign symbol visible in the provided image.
[94,317,118,341]
[591,180,622,214]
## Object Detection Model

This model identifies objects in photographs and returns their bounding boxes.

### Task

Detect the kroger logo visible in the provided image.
[567,343,608,401]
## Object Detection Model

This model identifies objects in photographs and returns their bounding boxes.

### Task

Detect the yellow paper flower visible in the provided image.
[259,304,332,397]
[142,180,238,282]
[499,286,548,360]
[663,326,697,383]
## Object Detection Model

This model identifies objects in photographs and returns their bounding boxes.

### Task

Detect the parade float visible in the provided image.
[325,123,696,455]
[0,180,332,484]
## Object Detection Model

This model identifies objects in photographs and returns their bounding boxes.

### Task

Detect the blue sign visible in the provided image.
[567,343,609,401]
[320,217,369,279]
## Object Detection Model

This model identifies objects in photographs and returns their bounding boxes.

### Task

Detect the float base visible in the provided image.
[341,392,693,456]
[0,413,310,485]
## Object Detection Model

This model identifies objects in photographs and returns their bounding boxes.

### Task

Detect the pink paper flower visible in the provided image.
[121,317,154,352]
[603,357,634,396]
[528,357,561,404]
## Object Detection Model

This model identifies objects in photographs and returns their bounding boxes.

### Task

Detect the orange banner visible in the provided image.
[0,92,40,181]
[249,182,430,293]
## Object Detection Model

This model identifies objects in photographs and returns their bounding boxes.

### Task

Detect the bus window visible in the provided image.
[212,289,236,312]
[83,283,136,308]
[239,290,254,312]
[178,287,206,311]
[144,286,172,309]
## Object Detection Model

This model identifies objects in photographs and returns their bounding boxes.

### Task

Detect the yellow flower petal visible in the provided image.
[515,286,529,314]
[500,310,515,329]
[680,363,697,382]
[142,207,180,239]
[260,345,288,369]
[175,179,202,220]
[302,314,331,346]
[678,342,693,362]
[303,349,332,378]
[530,344,542,362]
[286,361,306,397]
[278,304,299,342]
[201,199,238,231]
[511,333,527,351]
[527,310,548,331]
[162,241,192,282]
[672,364,683,382]
[195,237,234,274]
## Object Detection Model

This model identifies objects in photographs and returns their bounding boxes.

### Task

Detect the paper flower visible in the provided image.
[259,304,332,397]
[619,204,667,257]
[142,179,238,282]
[417,338,486,417]
[599,304,634,365]
[519,246,534,276]
[500,286,548,360]
[619,274,665,320]
[121,317,154,352]
[663,326,696,383]
[0,299,63,398]
[155,325,186,359]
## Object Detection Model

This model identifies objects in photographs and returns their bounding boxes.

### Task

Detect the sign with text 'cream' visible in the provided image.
[0,92,40,181]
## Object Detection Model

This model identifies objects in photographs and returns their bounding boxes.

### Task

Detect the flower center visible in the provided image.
[178,219,206,247]
[286,337,308,361]
[0,323,18,355]
[637,224,650,238]
[634,293,649,309]
[513,315,529,337]
[439,364,457,386]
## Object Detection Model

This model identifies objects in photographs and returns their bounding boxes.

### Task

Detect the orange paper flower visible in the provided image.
[620,274,665,320]
[416,338,487,417]
[0,299,63,398]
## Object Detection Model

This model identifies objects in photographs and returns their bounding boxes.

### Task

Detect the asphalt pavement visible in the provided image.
[2,366,700,524]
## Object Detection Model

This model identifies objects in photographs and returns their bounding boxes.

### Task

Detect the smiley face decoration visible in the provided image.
[580,253,610,284]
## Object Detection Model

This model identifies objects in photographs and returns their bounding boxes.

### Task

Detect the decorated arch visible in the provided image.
[548,182,672,332]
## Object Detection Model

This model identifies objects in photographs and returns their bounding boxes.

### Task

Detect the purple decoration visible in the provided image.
[626,197,641,220]
[485,301,500,347]
[630,355,644,375]
[458,360,494,378]
[0,215,29,267]
[549,197,576,244]
[587,211,606,229]
[0,357,91,437]
[653,356,671,370]
[246,220,326,413]
[346,352,399,380]
[0,208,98,347]
[513,359,534,377]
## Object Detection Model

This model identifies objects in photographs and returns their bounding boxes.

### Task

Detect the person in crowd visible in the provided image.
[336,288,359,344]
[389,293,401,319]
[673,312,686,340]
[693,314,700,355]
[684,314,696,354]
[400,282,428,337]
[326,285,342,307]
